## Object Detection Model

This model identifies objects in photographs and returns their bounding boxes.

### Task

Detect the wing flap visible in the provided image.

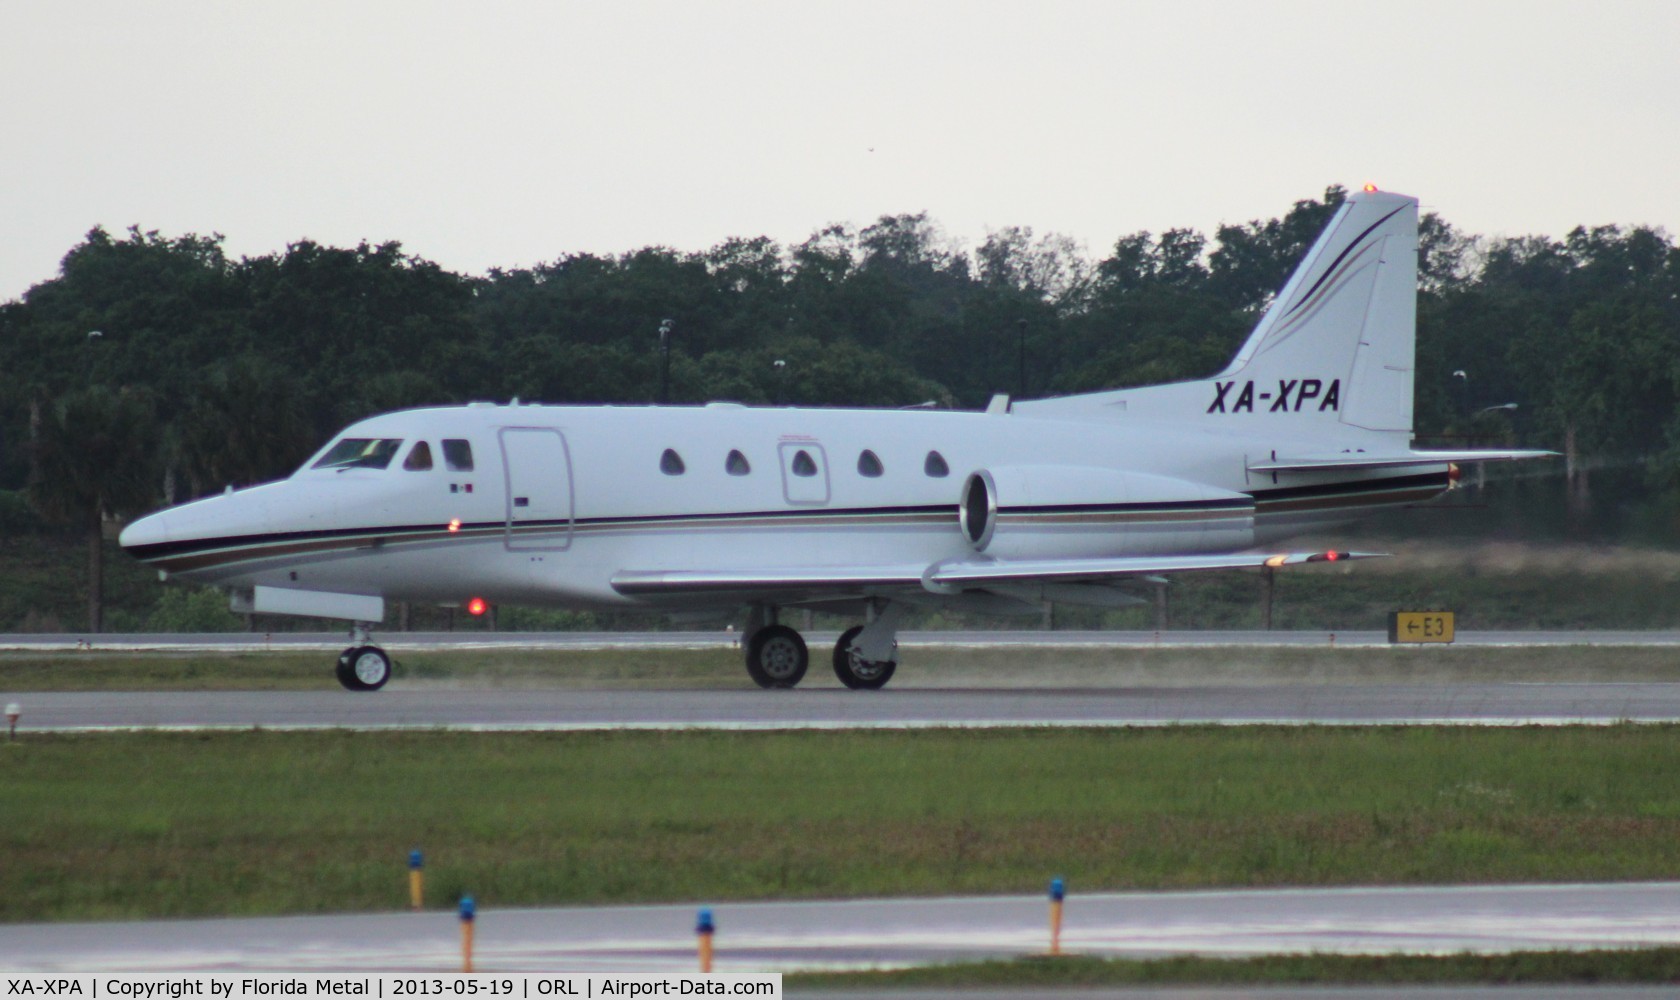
[1249,450,1556,473]
[611,550,1381,599]
[925,550,1382,588]
[610,565,927,597]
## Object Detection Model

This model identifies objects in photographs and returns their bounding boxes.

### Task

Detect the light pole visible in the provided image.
[1017,318,1027,399]
[773,359,787,406]
[657,319,673,404]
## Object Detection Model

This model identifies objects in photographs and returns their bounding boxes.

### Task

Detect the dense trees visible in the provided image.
[3,188,1678,628]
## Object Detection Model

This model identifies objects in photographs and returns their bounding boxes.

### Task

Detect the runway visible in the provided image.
[10,629,1680,652]
[10,683,1680,732]
[3,883,1679,974]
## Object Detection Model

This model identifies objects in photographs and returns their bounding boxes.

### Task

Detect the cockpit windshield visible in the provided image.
[311,438,404,471]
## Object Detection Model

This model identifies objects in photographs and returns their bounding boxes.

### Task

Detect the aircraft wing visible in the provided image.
[610,549,1379,600]
[1248,450,1556,473]
[923,550,1379,588]
[610,565,929,597]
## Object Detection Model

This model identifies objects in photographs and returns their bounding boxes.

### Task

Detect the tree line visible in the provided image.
[3,186,1678,628]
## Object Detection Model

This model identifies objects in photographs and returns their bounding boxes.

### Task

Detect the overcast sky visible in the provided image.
[3,1,1676,302]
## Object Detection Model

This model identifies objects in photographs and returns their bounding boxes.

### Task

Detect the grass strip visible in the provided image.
[6,643,1680,690]
[786,949,1680,989]
[0,648,749,690]
[6,726,1680,922]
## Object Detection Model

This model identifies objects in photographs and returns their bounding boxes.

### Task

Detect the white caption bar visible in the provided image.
[1,976,781,1000]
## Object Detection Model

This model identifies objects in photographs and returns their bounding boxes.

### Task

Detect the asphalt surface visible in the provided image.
[10,683,1680,732]
[10,629,1680,651]
[3,883,1679,975]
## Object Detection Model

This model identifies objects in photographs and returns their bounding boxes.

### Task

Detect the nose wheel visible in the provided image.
[336,645,392,691]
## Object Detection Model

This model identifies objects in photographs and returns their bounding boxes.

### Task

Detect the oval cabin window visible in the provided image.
[857,450,883,478]
[924,451,949,477]
[726,450,751,476]
[791,450,818,477]
[660,449,686,475]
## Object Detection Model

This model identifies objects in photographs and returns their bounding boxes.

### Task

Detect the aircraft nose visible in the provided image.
[119,509,173,552]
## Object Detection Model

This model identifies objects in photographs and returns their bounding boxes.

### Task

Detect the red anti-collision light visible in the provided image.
[467,597,487,616]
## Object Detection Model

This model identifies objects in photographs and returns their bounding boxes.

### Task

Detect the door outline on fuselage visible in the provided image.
[778,441,831,506]
[498,426,574,551]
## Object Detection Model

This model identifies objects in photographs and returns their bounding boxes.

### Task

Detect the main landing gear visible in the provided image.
[742,603,901,691]
[336,623,392,692]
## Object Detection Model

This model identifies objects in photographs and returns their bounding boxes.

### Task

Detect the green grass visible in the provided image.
[0,648,752,690]
[786,949,1680,989]
[4,643,1680,691]
[6,726,1680,922]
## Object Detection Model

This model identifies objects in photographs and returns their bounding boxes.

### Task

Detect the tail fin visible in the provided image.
[1016,188,1420,441]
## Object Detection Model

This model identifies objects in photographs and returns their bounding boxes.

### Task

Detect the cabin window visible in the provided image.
[442,439,475,472]
[312,438,403,471]
[790,449,818,477]
[857,450,884,478]
[924,450,949,477]
[660,448,687,475]
[726,449,751,476]
[403,441,434,471]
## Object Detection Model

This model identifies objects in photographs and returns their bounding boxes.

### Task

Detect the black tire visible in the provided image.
[337,645,392,692]
[746,624,808,689]
[335,652,363,691]
[832,624,897,690]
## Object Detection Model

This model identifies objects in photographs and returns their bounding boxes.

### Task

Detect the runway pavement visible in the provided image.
[10,683,1680,732]
[10,629,1680,652]
[3,883,1679,974]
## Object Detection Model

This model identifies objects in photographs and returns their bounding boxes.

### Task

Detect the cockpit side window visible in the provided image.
[312,438,404,471]
[442,439,475,472]
[403,441,434,471]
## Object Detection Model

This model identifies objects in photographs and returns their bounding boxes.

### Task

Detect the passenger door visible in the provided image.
[498,427,573,550]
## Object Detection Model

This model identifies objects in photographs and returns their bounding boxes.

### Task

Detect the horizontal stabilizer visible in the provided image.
[1249,450,1557,473]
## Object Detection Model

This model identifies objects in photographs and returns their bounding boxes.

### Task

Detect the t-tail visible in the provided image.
[1016,187,1551,468]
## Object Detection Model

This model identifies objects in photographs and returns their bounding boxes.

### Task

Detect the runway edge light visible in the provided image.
[408,849,424,910]
[459,895,476,973]
[696,906,716,973]
[1049,877,1066,956]
[5,702,18,740]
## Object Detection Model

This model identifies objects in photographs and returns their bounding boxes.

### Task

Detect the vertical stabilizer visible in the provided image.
[1015,188,1420,441]
[1217,189,1417,433]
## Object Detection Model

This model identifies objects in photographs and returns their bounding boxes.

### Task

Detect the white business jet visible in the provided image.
[120,188,1547,692]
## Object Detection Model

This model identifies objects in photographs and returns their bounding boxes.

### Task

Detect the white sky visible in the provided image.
[3,0,1677,303]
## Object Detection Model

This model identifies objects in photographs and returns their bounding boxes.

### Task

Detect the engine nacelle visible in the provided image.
[959,465,1254,559]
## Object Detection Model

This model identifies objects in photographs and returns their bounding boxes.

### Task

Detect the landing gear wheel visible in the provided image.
[336,645,392,692]
[833,625,897,690]
[746,624,808,689]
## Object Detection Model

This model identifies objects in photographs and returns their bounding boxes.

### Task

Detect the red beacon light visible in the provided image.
[466,597,488,617]
[1362,183,1379,193]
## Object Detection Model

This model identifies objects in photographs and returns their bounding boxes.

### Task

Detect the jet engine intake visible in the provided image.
[957,465,1254,560]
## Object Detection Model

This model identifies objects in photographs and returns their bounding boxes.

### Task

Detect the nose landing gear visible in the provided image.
[336,622,392,691]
